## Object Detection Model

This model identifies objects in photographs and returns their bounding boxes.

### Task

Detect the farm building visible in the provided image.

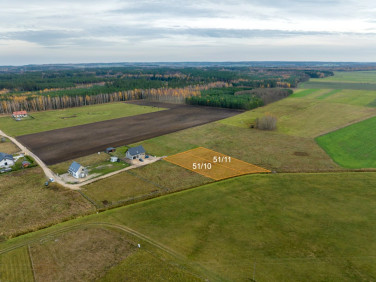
[106,147,116,153]
[126,145,146,160]
[68,161,88,179]
[12,111,28,119]
[0,152,14,168]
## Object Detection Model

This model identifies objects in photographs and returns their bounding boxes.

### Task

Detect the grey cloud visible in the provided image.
[3,27,376,48]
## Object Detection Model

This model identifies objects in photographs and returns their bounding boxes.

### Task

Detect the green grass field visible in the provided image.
[82,160,212,208]
[0,102,164,136]
[299,81,376,90]
[316,116,376,168]
[0,246,34,281]
[311,71,376,83]
[220,97,375,138]
[1,172,375,281]
[299,71,376,90]
[99,249,202,281]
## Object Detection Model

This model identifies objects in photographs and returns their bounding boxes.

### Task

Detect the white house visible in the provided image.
[0,152,14,168]
[68,161,88,179]
[12,111,28,119]
[126,145,146,160]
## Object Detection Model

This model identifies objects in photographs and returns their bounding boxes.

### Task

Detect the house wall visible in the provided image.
[0,159,14,168]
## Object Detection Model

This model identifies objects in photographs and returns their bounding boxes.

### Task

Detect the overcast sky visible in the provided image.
[1,0,376,65]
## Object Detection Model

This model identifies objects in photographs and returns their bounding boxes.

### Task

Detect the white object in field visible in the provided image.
[49,178,55,182]
[110,156,118,163]
[98,152,100,154]
[137,244,141,248]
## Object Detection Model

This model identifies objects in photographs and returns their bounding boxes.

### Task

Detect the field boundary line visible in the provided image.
[0,222,214,281]
[27,245,37,282]
[315,113,376,138]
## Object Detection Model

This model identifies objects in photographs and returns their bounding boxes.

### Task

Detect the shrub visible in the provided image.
[255,114,277,130]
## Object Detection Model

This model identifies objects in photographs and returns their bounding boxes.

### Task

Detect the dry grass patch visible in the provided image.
[0,167,94,239]
[0,137,20,154]
[82,172,159,207]
[165,147,270,180]
[30,227,135,282]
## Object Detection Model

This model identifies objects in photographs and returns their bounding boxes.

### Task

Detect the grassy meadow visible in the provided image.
[82,160,212,208]
[1,172,376,281]
[299,71,376,90]
[221,88,376,138]
[310,71,376,83]
[0,167,94,239]
[0,102,165,136]
[316,116,376,168]
[29,227,135,281]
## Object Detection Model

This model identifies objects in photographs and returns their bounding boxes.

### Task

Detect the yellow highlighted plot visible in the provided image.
[164,147,270,180]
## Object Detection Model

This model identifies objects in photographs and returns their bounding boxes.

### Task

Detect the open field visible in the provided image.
[221,95,376,137]
[316,116,376,168]
[99,248,202,282]
[165,147,270,180]
[299,71,376,90]
[2,172,375,281]
[131,123,339,172]
[310,71,376,83]
[17,101,240,165]
[0,167,94,239]
[82,160,211,208]
[29,227,135,281]
[0,136,20,154]
[299,82,376,90]
[91,172,376,281]
[0,102,165,137]
[0,246,34,281]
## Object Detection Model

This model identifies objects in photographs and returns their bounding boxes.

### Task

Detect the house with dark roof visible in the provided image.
[0,152,14,168]
[106,147,116,153]
[68,161,88,179]
[126,145,146,160]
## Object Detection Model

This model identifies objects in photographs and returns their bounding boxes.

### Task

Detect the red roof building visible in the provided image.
[12,111,28,118]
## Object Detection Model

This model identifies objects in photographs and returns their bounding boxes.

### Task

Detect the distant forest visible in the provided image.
[0,66,333,113]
